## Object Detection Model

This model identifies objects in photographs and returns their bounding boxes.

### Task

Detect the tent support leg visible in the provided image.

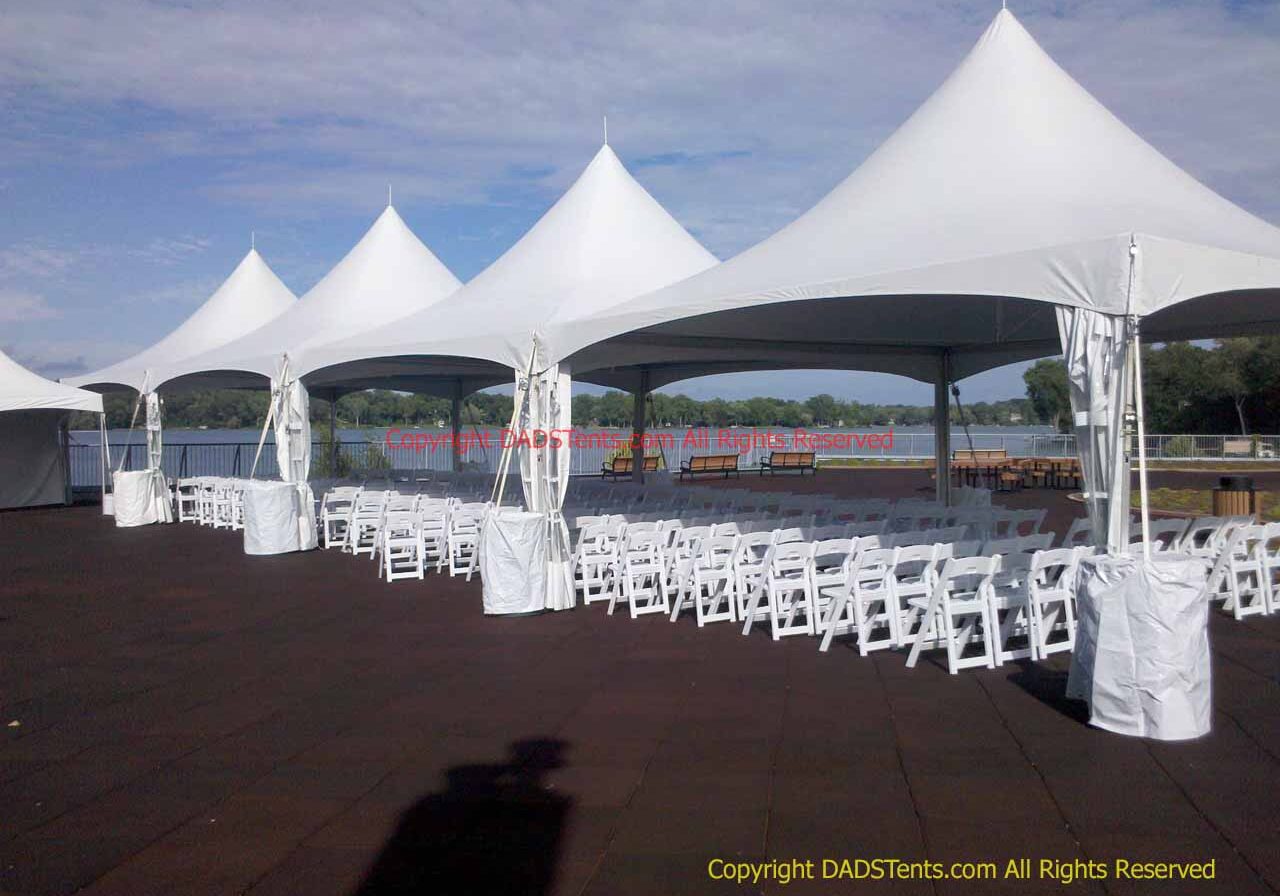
[934,351,951,505]
[450,381,462,473]
[1131,317,1151,560]
[328,392,338,473]
[631,368,650,485]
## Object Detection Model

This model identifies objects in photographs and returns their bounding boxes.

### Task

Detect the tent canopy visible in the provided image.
[297,145,718,394]
[538,9,1280,389]
[66,248,296,394]
[1,348,103,414]
[152,206,462,392]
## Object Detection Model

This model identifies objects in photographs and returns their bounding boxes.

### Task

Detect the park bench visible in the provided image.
[601,454,660,480]
[679,454,741,480]
[759,450,817,476]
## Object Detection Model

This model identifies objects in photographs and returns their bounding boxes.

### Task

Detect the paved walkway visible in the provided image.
[1,475,1277,895]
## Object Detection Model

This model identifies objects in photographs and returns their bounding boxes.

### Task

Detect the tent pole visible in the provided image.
[934,351,952,505]
[631,368,650,485]
[1131,317,1151,560]
[99,411,109,505]
[328,390,338,473]
[450,380,462,473]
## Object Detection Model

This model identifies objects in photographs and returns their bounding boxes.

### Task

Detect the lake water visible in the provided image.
[69,424,1066,486]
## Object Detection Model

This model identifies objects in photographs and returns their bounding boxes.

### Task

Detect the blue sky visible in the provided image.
[2,0,1278,404]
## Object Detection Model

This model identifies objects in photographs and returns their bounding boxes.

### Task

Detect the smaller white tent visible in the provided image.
[151,206,463,391]
[67,248,297,394]
[0,348,103,509]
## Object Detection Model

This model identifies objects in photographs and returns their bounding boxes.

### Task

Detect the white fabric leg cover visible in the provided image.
[1068,554,1212,740]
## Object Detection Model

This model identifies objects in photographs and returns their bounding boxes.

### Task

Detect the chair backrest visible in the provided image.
[676,525,712,548]
[699,535,739,568]
[811,538,854,571]
[851,534,883,554]
[889,529,932,548]
[1030,548,1080,593]
[893,544,939,585]
[936,555,1000,602]
[382,510,418,534]
[623,528,665,559]
[982,536,1023,556]
[809,525,846,542]
[769,540,816,573]
[1019,533,1055,552]
[774,527,807,545]
[1012,509,1047,535]
[852,547,898,587]
[713,521,742,537]
[1061,517,1092,549]
[735,531,776,565]
[1179,516,1228,554]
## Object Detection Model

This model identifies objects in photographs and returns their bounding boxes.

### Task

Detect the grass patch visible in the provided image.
[1134,487,1278,521]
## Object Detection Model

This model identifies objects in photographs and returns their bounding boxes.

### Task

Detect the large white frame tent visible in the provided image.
[149,204,463,488]
[1,348,103,509]
[289,143,718,607]
[523,8,1280,557]
[66,247,297,521]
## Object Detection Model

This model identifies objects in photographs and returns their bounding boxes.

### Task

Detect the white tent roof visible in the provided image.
[67,248,296,393]
[1,348,103,414]
[545,9,1280,387]
[152,206,462,390]
[297,145,718,394]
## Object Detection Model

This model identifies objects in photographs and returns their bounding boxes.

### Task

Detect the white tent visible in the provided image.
[296,144,717,608]
[65,246,296,525]
[530,9,1280,553]
[152,206,462,391]
[67,248,296,394]
[547,10,1280,384]
[296,145,717,393]
[0,348,103,509]
[149,204,462,500]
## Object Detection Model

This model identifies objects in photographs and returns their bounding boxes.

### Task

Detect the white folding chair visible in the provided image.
[1026,548,1081,657]
[447,508,485,580]
[348,492,388,556]
[418,506,450,574]
[732,531,777,618]
[906,556,1000,674]
[380,511,422,582]
[609,529,670,619]
[819,546,897,654]
[889,544,941,648]
[679,535,740,626]
[1208,524,1270,619]
[741,542,817,639]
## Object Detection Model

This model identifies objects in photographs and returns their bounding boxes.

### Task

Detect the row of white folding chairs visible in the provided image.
[1204,521,1280,619]
[1128,515,1254,558]
[377,502,491,582]
[585,519,1058,628]
[177,477,244,530]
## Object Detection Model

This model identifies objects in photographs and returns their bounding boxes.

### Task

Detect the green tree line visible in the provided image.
[1023,337,1280,435]
[80,389,1036,431]
[80,338,1279,435]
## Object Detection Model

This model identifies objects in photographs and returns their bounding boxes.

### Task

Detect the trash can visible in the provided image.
[1212,475,1255,516]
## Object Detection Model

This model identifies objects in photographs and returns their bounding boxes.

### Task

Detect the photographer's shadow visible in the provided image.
[352,738,571,896]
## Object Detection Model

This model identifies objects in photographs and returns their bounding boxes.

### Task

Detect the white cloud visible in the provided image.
[3,337,142,379]
[129,236,213,266]
[0,242,79,279]
[0,1,1276,255]
[0,288,59,323]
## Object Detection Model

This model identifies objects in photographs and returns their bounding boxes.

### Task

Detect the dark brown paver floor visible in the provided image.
[1,469,1278,896]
